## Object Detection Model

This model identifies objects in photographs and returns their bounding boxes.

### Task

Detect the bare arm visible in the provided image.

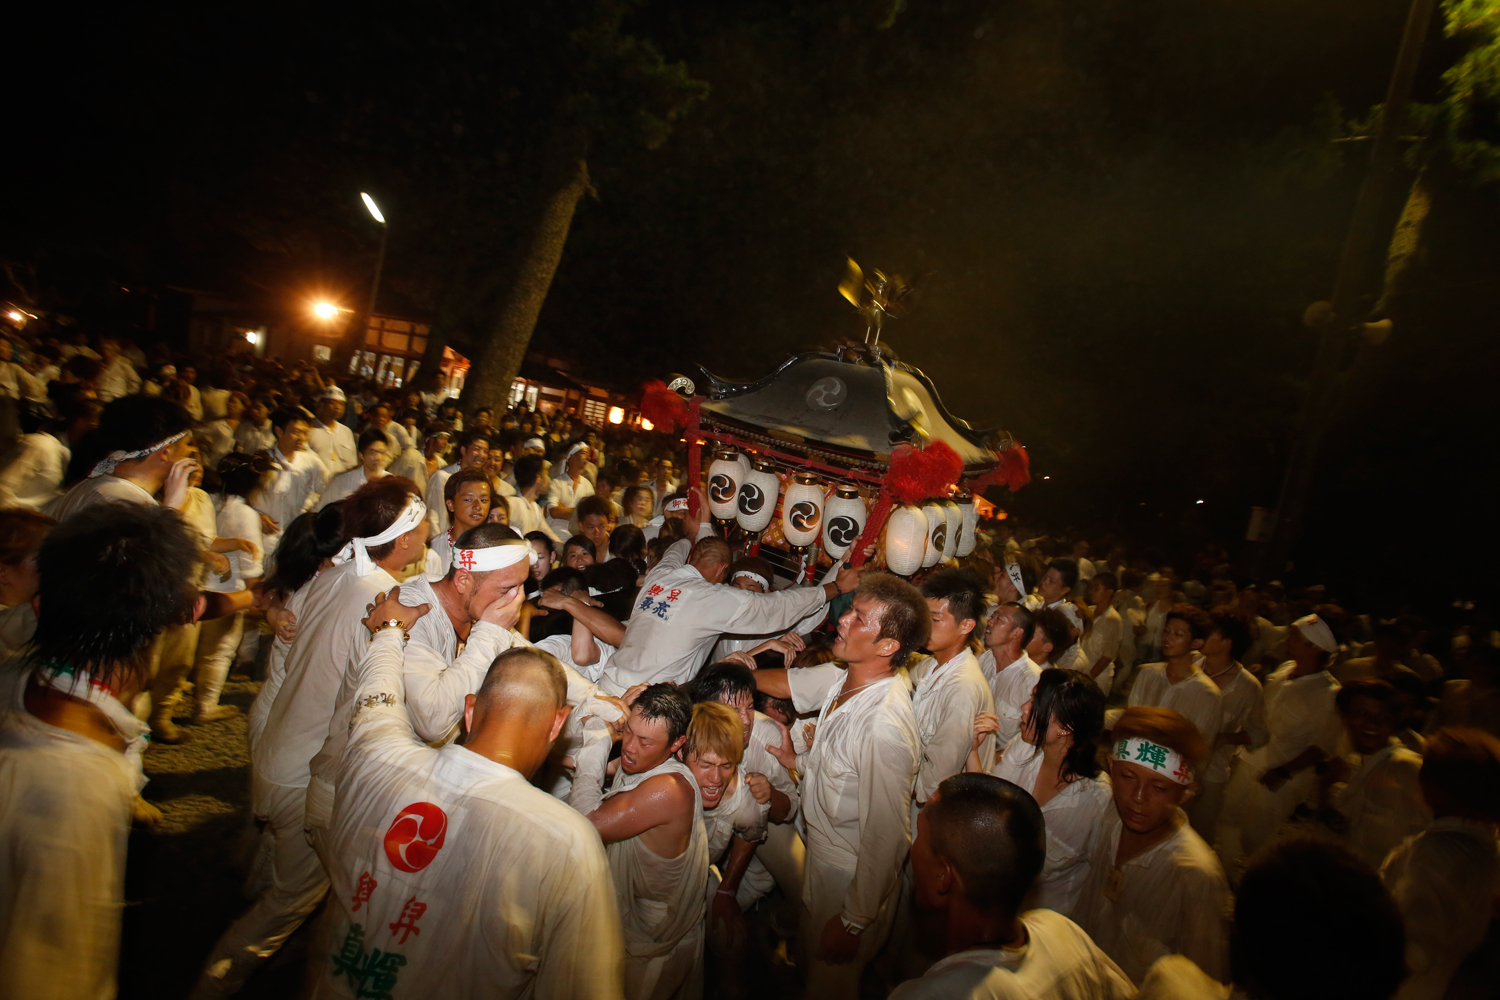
[588,772,694,846]
[752,668,792,700]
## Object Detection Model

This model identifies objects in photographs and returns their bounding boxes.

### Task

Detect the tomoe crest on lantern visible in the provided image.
[822,485,867,560]
[707,448,742,522]
[780,473,825,547]
[940,499,962,561]
[736,460,780,533]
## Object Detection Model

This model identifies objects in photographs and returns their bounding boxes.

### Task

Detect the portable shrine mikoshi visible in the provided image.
[641,342,1031,584]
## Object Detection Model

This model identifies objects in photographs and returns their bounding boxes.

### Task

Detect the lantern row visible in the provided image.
[705,447,980,577]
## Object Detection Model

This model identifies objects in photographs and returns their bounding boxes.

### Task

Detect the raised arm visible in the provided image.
[403,588,526,743]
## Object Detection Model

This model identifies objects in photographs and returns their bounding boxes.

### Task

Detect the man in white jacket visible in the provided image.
[800,574,927,999]
[305,590,625,999]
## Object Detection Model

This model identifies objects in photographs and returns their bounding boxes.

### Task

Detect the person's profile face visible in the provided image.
[984,606,1013,648]
[834,593,888,663]
[1110,757,1187,834]
[1039,568,1069,603]
[925,598,969,655]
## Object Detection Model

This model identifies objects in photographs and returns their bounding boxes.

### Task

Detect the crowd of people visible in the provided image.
[0,328,1495,1000]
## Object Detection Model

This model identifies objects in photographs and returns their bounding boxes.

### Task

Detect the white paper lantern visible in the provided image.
[940,500,962,561]
[884,504,929,577]
[781,473,825,548]
[735,461,780,533]
[954,494,978,557]
[921,499,946,568]
[706,448,742,522]
[822,486,867,560]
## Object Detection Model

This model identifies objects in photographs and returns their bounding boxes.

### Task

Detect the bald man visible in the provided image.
[896,774,1132,999]
[305,590,624,1000]
[601,490,858,693]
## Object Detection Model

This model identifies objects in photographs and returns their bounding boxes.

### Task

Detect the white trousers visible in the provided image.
[190,780,329,998]
[798,861,898,1000]
[193,611,245,713]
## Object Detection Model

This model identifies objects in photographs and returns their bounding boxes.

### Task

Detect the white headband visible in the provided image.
[332,495,427,577]
[1056,601,1083,631]
[91,430,191,478]
[524,437,545,450]
[663,497,689,513]
[565,441,588,462]
[1005,561,1025,598]
[1292,613,1339,653]
[453,540,537,573]
[731,570,769,590]
[1112,736,1193,785]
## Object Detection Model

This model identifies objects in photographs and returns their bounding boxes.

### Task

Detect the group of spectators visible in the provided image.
[0,326,1494,1000]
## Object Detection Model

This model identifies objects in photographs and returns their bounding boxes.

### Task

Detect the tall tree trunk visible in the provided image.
[1372,171,1431,317]
[463,154,591,411]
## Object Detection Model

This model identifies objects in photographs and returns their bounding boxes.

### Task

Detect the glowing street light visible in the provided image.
[361,192,386,225]
[312,301,342,321]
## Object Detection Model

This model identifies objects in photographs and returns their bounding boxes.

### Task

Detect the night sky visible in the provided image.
[6,0,1498,612]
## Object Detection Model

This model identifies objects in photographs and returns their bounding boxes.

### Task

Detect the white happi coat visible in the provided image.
[1221,663,1341,853]
[1382,817,1500,1000]
[1125,662,1224,747]
[307,628,625,1000]
[308,420,357,475]
[1201,664,1267,787]
[993,737,1113,918]
[1333,739,1429,871]
[911,649,996,809]
[44,474,156,521]
[982,650,1043,752]
[600,538,827,693]
[255,446,329,546]
[888,910,1135,1000]
[605,756,710,1000]
[319,466,386,511]
[0,670,138,1000]
[1075,809,1232,985]
[305,576,520,835]
[801,672,919,950]
[254,561,396,813]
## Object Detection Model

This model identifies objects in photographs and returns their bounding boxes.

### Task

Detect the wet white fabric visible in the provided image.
[605,755,710,1000]
[601,538,827,692]
[744,711,803,905]
[544,471,594,540]
[305,627,625,1000]
[1332,739,1429,871]
[0,431,69,510]
[1075,808,1232,984]
[702,765,769,864]
[1382,817,1500,1000]
[992,736,1113,917]
[1135,955,1232,1000]
[1078,604,1123,695]
[982,651,1043,751]
[911,649,996,805]
[33,663,150,790]
[888,909,1135,1000]
[787,662,845,715]
[204,495,264,594]
[0,668,138,1000]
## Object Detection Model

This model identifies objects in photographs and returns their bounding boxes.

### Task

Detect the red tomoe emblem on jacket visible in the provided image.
[383,802,448,873]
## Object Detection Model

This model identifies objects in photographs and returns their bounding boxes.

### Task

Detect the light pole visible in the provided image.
[361,192,389,325]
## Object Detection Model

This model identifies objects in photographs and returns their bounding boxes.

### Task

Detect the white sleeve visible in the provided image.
[345,627,421,754]
[403,622,520,743]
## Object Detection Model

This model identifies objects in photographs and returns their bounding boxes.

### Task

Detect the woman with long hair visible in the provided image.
[620,485,655,530]
[969,667,1111,917]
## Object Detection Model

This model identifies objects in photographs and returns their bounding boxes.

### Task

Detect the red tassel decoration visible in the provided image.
[640,380,689,431]
[968,442,1032,495]
[886,440,964,505]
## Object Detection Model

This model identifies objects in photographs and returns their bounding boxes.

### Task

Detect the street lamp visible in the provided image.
[312,301,341,321]
[360,191,389,349]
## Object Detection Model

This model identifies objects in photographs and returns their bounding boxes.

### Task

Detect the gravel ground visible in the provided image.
[118,676,304,1000]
